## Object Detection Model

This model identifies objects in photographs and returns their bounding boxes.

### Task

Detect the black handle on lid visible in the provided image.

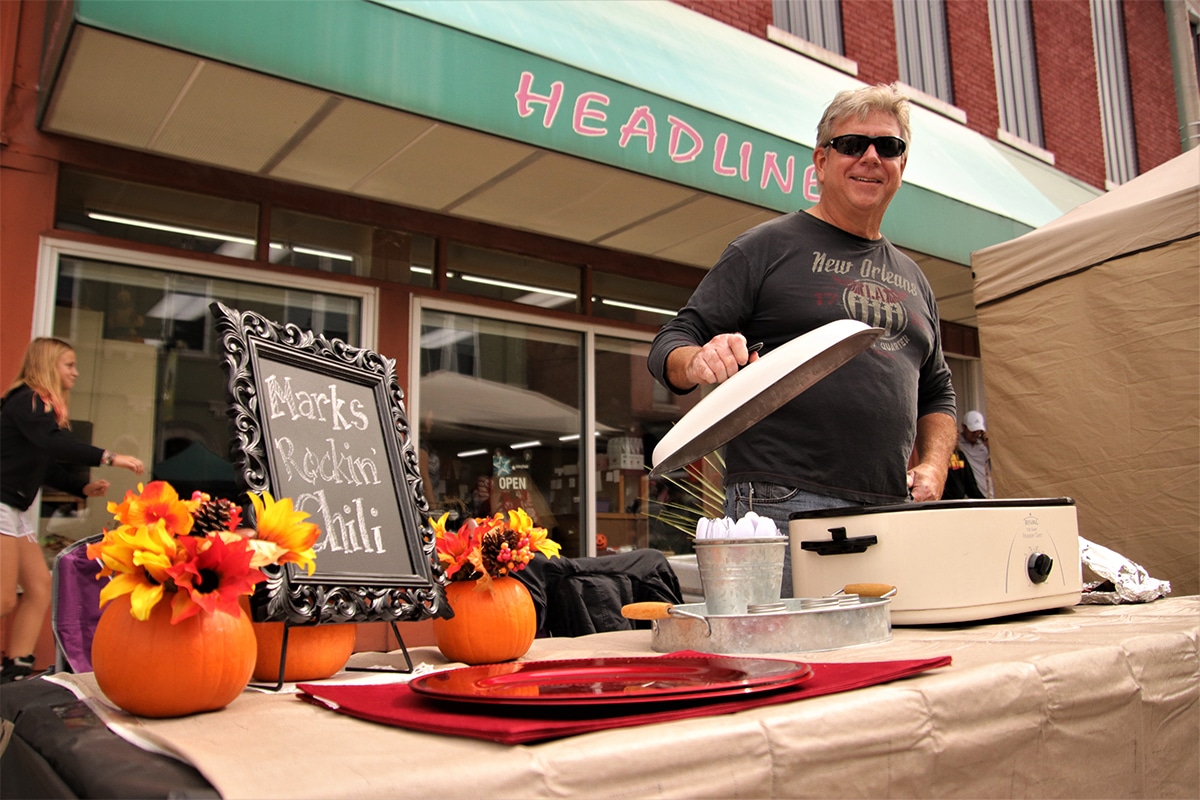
[798,526,878,556]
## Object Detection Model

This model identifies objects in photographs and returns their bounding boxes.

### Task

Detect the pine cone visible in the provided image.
[191,496,238,536]
[479,527,519,577]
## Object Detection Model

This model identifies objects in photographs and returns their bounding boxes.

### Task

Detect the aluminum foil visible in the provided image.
[1078,536,1171,604]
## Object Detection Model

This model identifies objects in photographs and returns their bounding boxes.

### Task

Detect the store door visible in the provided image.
[416,306,704,559]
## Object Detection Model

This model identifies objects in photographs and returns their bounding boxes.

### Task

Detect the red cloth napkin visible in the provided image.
[298,653,951,745]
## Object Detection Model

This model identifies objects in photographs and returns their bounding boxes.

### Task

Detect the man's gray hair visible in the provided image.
[816,83,912,150]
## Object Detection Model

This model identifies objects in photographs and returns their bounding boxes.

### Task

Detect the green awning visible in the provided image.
[65,0,1088,265]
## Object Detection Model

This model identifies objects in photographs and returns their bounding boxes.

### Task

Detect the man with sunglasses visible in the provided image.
[649,84,958,597]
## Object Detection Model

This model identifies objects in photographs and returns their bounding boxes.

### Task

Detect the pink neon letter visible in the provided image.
[760,152,795,193]
[514,71,563,128]
[573,92,610,136]
[668,116,703,162]
[738,142,752,182]
[618,106,658,152]
[712,134,738,176]
[803,164,821,202]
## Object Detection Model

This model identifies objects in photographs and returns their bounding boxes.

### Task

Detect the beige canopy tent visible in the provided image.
[971,148,1199,596]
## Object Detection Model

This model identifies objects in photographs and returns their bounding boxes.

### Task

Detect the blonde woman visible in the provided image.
[1,337,144,682]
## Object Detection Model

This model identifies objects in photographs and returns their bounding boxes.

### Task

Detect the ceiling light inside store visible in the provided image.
[460,274,576,299]
[456,448,489,458]
[598,298,677,317]
[460,274,576,309]
[144,294,211,321]
[85,213,360,264]
[87,211,258,246]
[420,329,476,350]
[515,292,574,309]
[510,440,541,450]
[292,246,353,262]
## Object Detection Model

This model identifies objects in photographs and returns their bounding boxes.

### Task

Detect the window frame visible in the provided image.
[772,0,845,54]
[989,0,1045,148]
[410,295,657,559]
[1090,0,1139,186]
[894,0,955,106]
[34,237,378,348]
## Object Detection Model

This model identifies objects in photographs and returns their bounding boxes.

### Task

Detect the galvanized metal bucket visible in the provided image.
[692,537,787,616]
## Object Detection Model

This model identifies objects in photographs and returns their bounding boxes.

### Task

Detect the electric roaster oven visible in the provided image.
[789,498,1083,624]
[649,320,1084,627]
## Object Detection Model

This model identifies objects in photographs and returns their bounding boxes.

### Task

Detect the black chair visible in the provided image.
[516,550,683,637]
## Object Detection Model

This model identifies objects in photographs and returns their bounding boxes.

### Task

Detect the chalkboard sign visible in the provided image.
[211,302,449,625]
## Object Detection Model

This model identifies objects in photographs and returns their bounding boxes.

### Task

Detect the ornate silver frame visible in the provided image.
[211,301,449,625]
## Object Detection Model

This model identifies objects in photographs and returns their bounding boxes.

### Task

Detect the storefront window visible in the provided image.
[39,249,364,554]
[416,306,705,560]
[418,309,584,555]
[56,169,260,258]
[595,336,706,557]
[270,208,435,286]
[55,170,435,287]
[591,272,692,327]
[444,243,581,313]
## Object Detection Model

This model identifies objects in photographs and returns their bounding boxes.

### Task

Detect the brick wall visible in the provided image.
[670,0,772,37]
[1031,0,1106,187]
[1123,0,1182,171]
[670,0,1179,188]
[945,0,1000,141]
[842,0,900,85]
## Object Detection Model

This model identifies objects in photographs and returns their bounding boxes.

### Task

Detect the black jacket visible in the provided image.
[941,447,984,500]
[0,385,103,510]
[516,550,684,637]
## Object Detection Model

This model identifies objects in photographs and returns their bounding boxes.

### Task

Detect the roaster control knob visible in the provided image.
[1027,553,1053,584]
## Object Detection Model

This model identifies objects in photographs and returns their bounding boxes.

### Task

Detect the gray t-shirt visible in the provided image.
[649,211,956,504]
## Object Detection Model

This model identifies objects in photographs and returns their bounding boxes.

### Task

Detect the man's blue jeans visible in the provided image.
[724,482,865,598]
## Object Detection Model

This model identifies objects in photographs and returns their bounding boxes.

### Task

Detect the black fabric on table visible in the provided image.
[0,677,218,800]
[515,550,684,637]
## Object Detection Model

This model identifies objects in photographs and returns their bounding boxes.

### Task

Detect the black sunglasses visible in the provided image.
[823,134,907,159]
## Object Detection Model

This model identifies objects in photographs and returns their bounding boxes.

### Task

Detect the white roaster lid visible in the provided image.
[650,319,883,476]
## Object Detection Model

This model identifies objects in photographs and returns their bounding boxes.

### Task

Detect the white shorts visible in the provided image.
[0,501,39,542]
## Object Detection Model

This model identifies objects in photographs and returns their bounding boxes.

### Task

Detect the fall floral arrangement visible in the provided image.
[430,507,561,590]
[87,481,320,623]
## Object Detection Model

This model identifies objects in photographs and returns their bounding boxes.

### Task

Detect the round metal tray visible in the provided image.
[649,595,892,655]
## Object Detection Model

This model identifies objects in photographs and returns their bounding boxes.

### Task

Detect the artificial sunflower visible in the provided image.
[89,518,182,621]
[108,481,195,536]
[89,482,322,623]
[166,534,264,623]
[432,513,483,580]
[430,507,560,590]
[246,490,319,575]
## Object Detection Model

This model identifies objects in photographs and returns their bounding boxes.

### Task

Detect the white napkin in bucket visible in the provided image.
[695,511,782,540]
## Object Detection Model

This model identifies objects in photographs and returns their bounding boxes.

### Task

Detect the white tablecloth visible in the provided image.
[52,596,1199,799]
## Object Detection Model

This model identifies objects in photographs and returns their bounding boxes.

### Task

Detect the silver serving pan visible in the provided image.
[623,588,893,655]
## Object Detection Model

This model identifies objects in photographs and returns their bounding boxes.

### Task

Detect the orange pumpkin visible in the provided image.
[251,620,357,682]
[432,577,537,664]
[91,594,256,718]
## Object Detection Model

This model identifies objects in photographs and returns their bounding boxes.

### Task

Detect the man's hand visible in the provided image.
[906,463,944,502]
[666,334,758,390]
[906,411,957,501]
[83,480,111,498]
